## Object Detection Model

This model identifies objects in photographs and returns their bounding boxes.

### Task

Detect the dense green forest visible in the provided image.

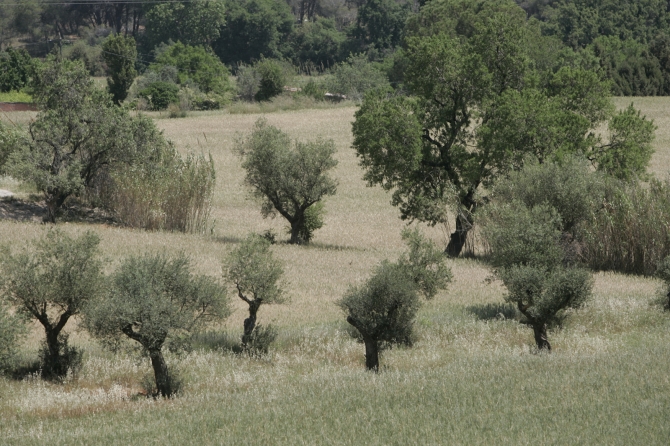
[1,0,669,98]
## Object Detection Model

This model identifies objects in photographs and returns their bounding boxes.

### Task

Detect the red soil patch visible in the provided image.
[0,102,38,112]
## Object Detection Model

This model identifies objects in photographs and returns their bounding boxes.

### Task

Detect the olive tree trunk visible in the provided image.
[532,323,551,351]
[288,211,306,245]
[242,300,261,347]
[149,348,172,397]
[363,337,380,372]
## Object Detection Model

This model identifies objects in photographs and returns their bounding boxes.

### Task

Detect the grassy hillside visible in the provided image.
[1,99,669,445]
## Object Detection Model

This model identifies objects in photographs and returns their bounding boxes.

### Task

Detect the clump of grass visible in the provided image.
[0,91,33,103]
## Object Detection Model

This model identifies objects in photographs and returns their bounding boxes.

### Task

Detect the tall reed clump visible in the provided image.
[108,151,215,233]
[582,179,670,276]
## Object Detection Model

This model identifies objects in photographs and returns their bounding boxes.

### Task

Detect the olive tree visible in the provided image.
[0,301,27,374]
[338,229,451,371]
[482,201,593,351]
[85,253,229,397]
[223,234,285,352]
[352,0,655,257]
[235,119,337,244]
[0,230,104,380]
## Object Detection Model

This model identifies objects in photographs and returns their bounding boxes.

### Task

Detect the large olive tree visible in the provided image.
[352,0,655,257]
[235,119,337,244]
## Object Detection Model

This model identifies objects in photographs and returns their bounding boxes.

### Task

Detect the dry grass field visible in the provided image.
[0,98,669,445]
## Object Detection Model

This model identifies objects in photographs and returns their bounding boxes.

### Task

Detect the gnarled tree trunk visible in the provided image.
[532,323,551,351]
[149,348,172,397]
[242,300,261,347]
[363,337,380,372]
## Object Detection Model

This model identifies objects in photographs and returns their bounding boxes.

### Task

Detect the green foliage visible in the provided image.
[0,121,27,175]
[0,230,104,379]
[328,54,390,101]
[0,47,35,93]
[86,252,229,396]
[102,34,137,105]
[290,17,346,68]
[64,40,105,77]
[143,0,226,48]
[338,229,451,370]
[214,0,294,65]
[254,59,286,102]
[352,0,655,257]
[236,64,262,101]
[139,81,180,110]
[656,255,670,309]
[352,0,411,51]
[223,234,285,350]
[482,201,565,270]
[0,301,27,374]
[150,42,233,98]
[300,79,327,101]
[235,118,338,244]
[594,104,656,181]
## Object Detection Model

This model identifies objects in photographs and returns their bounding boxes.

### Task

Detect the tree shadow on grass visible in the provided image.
[466,302,519,321]
[0,196,118,226]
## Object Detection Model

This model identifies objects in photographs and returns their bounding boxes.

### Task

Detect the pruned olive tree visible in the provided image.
[482,201,593,351]
[85,253,229,397]
[0,230,104,380]
[223,234,286,353]
[235,118,337,244]
[338,229,452,371]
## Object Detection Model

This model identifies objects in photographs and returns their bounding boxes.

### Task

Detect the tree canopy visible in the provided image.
[352,0,655,257]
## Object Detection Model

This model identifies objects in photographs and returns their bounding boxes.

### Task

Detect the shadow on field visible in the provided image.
[0,196,117,225]
[466,302,519,321]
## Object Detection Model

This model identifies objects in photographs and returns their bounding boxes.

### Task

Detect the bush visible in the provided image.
[328,54,390,101]
[102,34,137,104]
[150,42,233,99]
[300,79,327,101]
[139,81,180,111]
[236,64,261,101]
[85,253,230,397]
[0,302,27,374]
[65,40,106,77]
[0,121,27,175]
[254,59,286,102]
[0,230,104,380]
[235,118,337,244]
[0,48,35,93]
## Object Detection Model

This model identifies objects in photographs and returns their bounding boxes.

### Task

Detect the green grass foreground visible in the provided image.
[1,99,670,444]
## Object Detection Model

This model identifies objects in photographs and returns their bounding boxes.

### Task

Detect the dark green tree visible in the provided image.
[0,230,104,380]
[353,0,410,51]
[290,17,346,68]
[213,0,294,65]
[102,34,138,105]
[0,47,35,92]
[338,229,451,371]
[86,253,230,397]
[352,0,655,257]
[143,0,226,48]
[235,119,338,244]
[254,59,286,101]
[223,234,285,352]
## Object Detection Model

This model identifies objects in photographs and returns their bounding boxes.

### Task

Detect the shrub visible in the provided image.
[139,81,180,111]
[0,230,104,380]
[301,79,326,101]
[0,48,35,93]
[481,201,593,351]
[338,229,451,370]
[235,118,337,244]
[223,234,286,353]
[0,121,27,175]
[328,54,390,101]
[85,253,230,397]
[254,59,286,102]
[0,302,27,374]
[65,40,106,77]
[236,64,261,101]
